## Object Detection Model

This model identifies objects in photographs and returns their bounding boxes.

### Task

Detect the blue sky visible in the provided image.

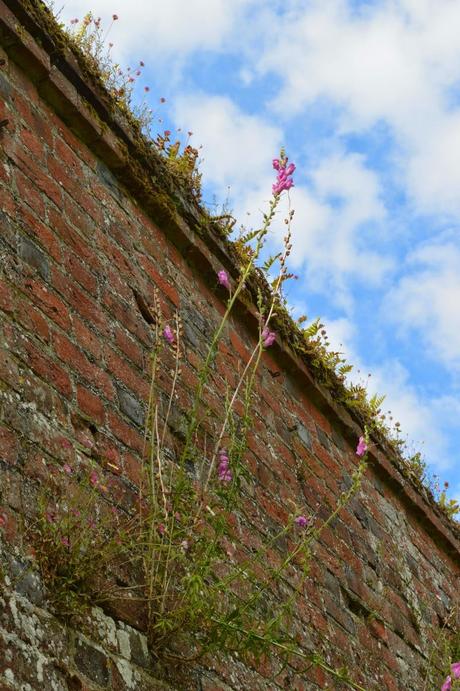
[54,0,460,502]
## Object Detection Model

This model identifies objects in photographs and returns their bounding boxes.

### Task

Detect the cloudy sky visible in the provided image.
[52,0,460,501]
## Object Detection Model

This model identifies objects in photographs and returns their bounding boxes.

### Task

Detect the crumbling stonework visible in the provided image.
[0,1,459,689]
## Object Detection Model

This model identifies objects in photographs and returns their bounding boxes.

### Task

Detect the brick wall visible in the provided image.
[0,1,459,689]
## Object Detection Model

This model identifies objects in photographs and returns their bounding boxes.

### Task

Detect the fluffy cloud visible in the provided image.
[385,238,460,370]
[172,93,282,201]
[49,0,254,60]
[294,309,453,472]
[257,0,460,216]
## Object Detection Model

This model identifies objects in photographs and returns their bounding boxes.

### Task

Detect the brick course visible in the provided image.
[0,2,459,690]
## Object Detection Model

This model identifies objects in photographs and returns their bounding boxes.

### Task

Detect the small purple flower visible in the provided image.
[61,536,70,547]
[217,448,232,483]
[272,156,295,196]
[217,270,231,291]
[356,436,368,457]
[262,327,276,348]
[442,662,460,691]
[63,463,73,475]
[163,324,175,344]
[295,515,309,528]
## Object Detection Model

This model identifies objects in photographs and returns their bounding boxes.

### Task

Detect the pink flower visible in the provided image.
[442,662,460,691]
[217,270,231,291]
[0,513,7,528]
[295,515,309,528]
[157,523,166,536]
[61,536,70,547]
[63,463,73,475]
[356,436,368,457]
[217,448,232,483]
[272,156,296,195]
[89,470,99,487]
[163,324,174,344]
[262,327,276,348]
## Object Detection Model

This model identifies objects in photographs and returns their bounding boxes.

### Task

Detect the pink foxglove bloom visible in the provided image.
[356,436,368,457]
[442,662,460,691]
[262,327,276,348]
[217,448,232,483]
[272,156,296,196]
[217,269,231,291]
[163,324,174,344]
[295,515,309,528]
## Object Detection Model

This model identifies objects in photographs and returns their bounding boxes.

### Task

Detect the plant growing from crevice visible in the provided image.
[7,155,371,689]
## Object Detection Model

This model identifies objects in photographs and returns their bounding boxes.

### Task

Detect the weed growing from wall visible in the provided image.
[6,156,372,689]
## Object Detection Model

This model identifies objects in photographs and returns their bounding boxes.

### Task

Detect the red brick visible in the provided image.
[24,340,72,398]
[53,331,114,400]
[114,326,144,369]
[14,168,46,220]
[108,410,144,454]
[77,385,105,425]
[137,254,180,307]
[21,126,46,160]
[52,268,110,337]
[63,251,98,295]
[22,278,71,330]
[73,317,102,360]
[105,346,149,399]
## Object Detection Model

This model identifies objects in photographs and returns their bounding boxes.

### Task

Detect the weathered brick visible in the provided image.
[19,234,49,280]
[77,385,105,425]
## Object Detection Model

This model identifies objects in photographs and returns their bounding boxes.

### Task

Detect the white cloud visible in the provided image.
[385,238,460,370]
[257,0,460,216]
[172,93,282,202]
[267,152,391,306]
[50,0,254,60]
